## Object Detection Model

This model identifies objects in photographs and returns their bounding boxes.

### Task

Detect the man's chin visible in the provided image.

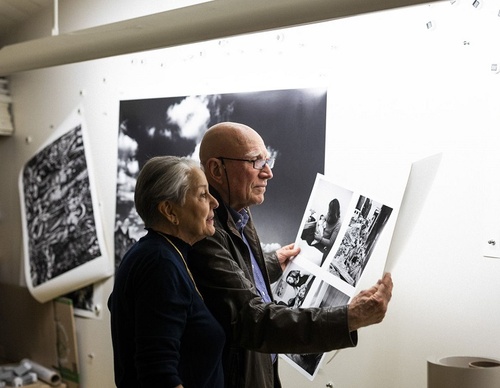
[251,195,265,206]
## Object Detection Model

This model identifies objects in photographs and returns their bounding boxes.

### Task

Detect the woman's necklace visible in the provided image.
[156,231,203,300]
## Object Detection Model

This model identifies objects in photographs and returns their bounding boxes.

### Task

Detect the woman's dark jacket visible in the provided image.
[109,231,225,388]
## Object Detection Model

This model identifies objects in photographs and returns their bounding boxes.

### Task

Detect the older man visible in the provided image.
[189,122,393,388]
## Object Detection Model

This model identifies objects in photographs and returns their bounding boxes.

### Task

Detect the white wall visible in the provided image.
[1,0,499,387]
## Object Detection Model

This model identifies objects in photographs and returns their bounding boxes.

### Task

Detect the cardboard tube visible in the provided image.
[428,356,500,388]
[20,359,61,386]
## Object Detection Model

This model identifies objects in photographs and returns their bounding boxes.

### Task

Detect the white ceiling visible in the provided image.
[0,0,52,42]
[0,0,442,75]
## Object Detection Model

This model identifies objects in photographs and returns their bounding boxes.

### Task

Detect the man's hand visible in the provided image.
[276,243,300,271]
[347,273,393,332]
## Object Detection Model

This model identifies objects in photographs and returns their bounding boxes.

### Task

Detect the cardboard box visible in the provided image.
[0,284,79,387]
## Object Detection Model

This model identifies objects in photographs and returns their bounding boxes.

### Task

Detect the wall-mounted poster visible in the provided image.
[273,173,401,380]
[19,107,111,303]
[115,88,327,266]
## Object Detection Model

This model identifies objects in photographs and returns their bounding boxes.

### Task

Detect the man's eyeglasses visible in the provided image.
[217,156,275,170]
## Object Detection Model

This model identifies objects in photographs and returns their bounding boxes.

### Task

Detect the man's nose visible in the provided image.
[260,164,273,179]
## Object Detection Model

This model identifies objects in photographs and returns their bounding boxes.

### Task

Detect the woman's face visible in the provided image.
[173,168,219,245]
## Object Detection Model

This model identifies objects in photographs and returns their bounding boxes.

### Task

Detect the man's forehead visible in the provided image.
[238,136,267,155]
[242,147,268,158]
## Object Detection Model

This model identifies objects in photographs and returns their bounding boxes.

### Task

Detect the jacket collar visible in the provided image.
[209,185,251,236]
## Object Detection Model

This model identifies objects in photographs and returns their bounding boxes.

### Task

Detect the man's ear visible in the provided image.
[157,201,178,225]
[205,158,225,185]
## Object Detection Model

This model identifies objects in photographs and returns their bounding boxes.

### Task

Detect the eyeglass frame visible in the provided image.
[217,156,275,170]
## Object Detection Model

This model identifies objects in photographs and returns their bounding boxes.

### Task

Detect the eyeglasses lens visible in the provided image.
[255,158,275,170]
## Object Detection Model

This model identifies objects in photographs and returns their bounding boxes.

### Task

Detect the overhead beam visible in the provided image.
[0,0,442,75]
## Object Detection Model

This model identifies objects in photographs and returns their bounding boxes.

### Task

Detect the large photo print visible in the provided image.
[19,109,110,303]
[274,174,394,380]
[115,88,327,265]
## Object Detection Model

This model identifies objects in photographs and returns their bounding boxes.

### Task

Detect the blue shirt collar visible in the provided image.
[228,207,249,232]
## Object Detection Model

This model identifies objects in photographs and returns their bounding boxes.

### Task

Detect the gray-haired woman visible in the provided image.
[108,155,224,388]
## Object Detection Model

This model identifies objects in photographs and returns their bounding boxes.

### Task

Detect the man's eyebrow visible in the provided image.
[245,151,266,158]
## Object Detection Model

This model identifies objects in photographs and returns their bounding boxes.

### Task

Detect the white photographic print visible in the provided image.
[296,176,354,268]
[19,108,111,303]
[327,195,393,287]
[280,279,351,379]
[276,173,397,380]
[64,282,105,319]
[273,263,316,308]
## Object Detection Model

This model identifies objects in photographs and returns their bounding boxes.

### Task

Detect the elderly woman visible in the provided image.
[108,156,224,388]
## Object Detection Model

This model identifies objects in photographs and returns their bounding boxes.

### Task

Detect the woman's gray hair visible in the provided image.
[134,155,201,227]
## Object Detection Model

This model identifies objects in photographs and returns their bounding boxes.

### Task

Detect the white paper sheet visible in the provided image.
[273,172,408,380]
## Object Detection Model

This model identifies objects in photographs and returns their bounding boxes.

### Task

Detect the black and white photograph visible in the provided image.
[296,174,354,267]
[276,173,396,379]
[115,88,327,266]
[273,263,315,308]
[19,109,110,303]
[284,353,324,379]
[282,280,350,379]
[328,196,393,287]
[63,281,105,319]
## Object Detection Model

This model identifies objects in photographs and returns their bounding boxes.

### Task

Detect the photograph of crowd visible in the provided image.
[20,125,102,288]
[328,196,393,287]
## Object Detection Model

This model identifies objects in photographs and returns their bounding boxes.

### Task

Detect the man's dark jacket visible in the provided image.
[189,187,357,388]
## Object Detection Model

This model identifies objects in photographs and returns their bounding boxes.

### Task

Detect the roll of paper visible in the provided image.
[428,356,500,388]
[20,359,61,386]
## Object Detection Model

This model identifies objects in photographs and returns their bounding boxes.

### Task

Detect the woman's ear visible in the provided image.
[157,201,178,225]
